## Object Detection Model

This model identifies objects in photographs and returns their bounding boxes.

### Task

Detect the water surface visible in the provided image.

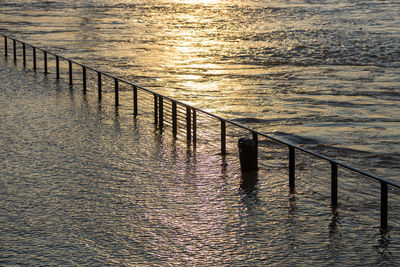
[0,0,399,180]
[1,57,399,265]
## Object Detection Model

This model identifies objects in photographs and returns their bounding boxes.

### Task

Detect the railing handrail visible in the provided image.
[2,33,399,190]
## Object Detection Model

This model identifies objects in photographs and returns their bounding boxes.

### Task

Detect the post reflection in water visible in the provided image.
[10,0,398,183]
[240,171,258,193]
[1,0,400,265]
[1,37,399,265]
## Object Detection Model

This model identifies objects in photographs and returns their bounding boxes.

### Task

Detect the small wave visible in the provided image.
[231,117,271,124]
[271,131,321,145]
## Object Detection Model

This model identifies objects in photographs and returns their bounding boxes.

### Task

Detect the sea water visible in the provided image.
[1,0,400,265]
[0,0,399,181]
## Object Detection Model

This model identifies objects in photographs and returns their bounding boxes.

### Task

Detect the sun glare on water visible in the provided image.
[172,0,220,4]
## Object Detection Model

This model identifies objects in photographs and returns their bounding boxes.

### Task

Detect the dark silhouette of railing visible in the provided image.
[2,33,399,230]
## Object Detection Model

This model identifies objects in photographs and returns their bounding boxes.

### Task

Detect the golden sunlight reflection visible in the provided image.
[171,0,221,4]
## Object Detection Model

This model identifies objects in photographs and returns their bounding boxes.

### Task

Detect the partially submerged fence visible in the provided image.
[2,33,399,230]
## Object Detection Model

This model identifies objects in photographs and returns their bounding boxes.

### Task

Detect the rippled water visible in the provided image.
[1,0,400,265]
[1,56,400,265]
[0,0,399,180]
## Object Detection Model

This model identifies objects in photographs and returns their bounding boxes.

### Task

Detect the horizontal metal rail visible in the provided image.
[1,33,398,230]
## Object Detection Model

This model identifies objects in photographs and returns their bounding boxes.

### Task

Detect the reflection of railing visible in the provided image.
[2,33,398,230]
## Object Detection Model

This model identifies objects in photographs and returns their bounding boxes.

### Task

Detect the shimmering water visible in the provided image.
[0,0,399,180]
[1,56,400,265]
[1,0,400,265]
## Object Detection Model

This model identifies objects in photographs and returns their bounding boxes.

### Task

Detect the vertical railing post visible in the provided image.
[172,101,177,138]
[289,146,295,191]
[331,162,338,208]
[56,56,60,79]
[221,120,226,155]
[192,109,197,144]
[381,182,388,230]
[13,39,16,61]
[4,36,7,58]
[158,97,163,129]
[43,51,47,74]
[68,60,72,85]
[22,43,26,66]
[114,78,119,106]
[154,94,158,125]
[133,85,138,116]
[82,66,86,94]
[97,72,102,101]
[186,106,191,143]
[33,47,36,70]
[252,131,258,168]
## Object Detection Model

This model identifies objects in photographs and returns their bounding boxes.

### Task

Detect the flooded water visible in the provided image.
[1,56,400,265]
[0,0,399,181]
[1,0,400,265]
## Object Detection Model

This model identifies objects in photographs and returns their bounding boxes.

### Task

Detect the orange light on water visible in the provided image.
[172,0,220,4]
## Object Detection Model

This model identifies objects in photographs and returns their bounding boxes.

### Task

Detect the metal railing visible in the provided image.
[1,33,399,230]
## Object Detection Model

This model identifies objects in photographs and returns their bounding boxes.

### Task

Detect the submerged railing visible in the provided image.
[1,33,399,230]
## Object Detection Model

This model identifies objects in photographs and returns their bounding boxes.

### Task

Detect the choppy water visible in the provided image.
[1,0,400,265]
[1,0,400,181]
[1,55,400,265]
[0,0,399,181]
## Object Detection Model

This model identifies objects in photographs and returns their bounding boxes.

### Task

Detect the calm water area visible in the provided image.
[1,0,400,265]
